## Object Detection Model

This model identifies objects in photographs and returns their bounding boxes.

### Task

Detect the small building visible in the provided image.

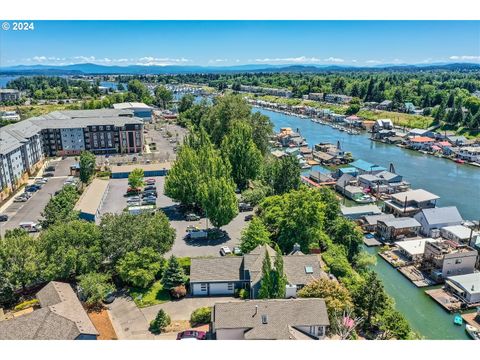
[408,128,435,138]
[445,273,480,305]
[414,206,463,237]
[407,136,436,150]
[212,298,330,340]
[373,119,393,132]
[349,159,386,174]
[0,89,21,102]
[362,213,395,232]
[384,189,439,217]
[423,240,477,281]
[308,93,324,101]
[110,163,171,179]
[0,281,98,340]
[446,135,468,146]
[395,238,439,262]
[324,94,352,104]
[377,217,421,241]
[341,204,382,220]
[458,146,480,163]
[377,100,393,110]
[74,178,109,222]
[441,225,478,244]
[112,102,153,121]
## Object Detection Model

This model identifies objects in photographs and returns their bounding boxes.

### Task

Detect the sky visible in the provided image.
[0,21,479,67]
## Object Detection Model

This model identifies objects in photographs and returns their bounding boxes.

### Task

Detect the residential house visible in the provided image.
[441,225,478,244]
[308,171,335,186]
[384,189,439,217]
[190,244,325,298]
[336,174,365,201]
[373,129,396,140]
[373,119,393,132]
[376,217,421,241]
[445,273,480,305]
[308,93,324,101]
[422,240,477,281]
[341,204,382,220]
[446,135,468,146]
[408,128,435,138]
[362,213,395,232]
[0,282,98,340]
[0,89,21,102]
[458,146,480,162]
[349,159,386,175]
[212,298,330,340]
[407,136,436,150]
[414,206,463,237]
[324,94,352,104]
[377,100,393,110]
[395,238,439,263]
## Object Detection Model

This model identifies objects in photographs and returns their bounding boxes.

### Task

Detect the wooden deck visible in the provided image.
[398,266,437,287]
[425,288,462,312]
[363,237,382,247]
[462,312,480,330]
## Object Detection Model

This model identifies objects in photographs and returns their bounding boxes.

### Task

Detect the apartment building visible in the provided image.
[0,89,21,102]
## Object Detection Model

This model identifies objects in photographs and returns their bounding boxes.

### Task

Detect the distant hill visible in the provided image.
[1,62,479,75]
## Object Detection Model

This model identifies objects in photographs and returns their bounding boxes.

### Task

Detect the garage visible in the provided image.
[209,282,234,296]
[192,283,208,296]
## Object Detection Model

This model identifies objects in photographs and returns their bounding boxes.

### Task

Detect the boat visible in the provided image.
[455,159,465,164]
[465,324,480,340]
[453,313,463,326]
[355,195,376,204]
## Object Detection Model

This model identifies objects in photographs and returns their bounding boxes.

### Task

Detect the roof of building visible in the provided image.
[409,128,431,135]
[0,89,20,93]
[73,179,109,216]
[358,174,380,182]
[441,225,476,240]
[336,173,354,188]
[391,189,440,203]
[446,273,480,295]
[110,162,172,174]
[0,120,42,155]
[190,257,245,282]
[379,217,421,229]
[283,255,326,285]
[350,159,386,172]
[409,136,435,143]
[363,213,395,225]
[112,102,153,110]
[376,171,401,182]
[341,204,382,216]
[0,282,98,340]
[395,238,438,256]
[213,298,329,340]
[416,206,463,225]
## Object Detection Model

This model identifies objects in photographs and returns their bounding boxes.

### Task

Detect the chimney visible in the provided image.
[293,243,301,252]
[252,305,258,317]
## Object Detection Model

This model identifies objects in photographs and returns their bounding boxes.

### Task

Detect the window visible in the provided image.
[227,283,234,291]
[92,126,97,131]
[305,266,313,274]
[200,283,207,291]
[261,315,268,324]
[99,126,104,131]
[309,326,315,334]
[318,326,324,337]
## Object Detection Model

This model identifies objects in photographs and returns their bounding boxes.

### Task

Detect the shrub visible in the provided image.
[96,170,111,178]
[177,257,191,275]
[190,306,212,325]
[14,299,39,311]
[239,288,249,300]
[149,309,171,334]
[170,284,187,299]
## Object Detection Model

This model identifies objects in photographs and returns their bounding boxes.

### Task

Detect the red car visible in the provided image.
[176,330,207,340]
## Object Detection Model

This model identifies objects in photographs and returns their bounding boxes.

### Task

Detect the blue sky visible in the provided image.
[1,21,479,67]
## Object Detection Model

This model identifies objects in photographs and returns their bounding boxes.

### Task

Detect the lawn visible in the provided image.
[129,281,171,308]
[4,103,81,120]
[357,109,435,129]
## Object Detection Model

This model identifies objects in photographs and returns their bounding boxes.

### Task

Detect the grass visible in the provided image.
[3,103,81,120]
[129,281,171,308]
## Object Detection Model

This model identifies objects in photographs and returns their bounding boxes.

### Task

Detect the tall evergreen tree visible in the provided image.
[258,250,274,299]
[272,246,287,298]
[162,255,187,290]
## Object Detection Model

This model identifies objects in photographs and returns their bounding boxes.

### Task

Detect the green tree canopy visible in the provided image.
[199,176,238,228]
[240,217,271,254]
[40,184,79,229]
[162,255,187,290]
[154,85,173,109]
[79,151,96,183]
[298,278,353,316]
[77,272,115,306]
[116,247,164,289]
[178,93,195,113]
[352,271,389,328]
[128,168,145,189]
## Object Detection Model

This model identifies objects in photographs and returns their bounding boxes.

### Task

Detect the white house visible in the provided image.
[445,273,480,304]
[414,206,463,237]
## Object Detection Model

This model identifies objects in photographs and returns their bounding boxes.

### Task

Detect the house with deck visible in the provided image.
[414,206,463,237]
[384,189,439,217]
[445,273,480,305]
[376,217,421,241]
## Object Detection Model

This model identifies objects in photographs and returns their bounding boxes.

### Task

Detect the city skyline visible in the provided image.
[1,20,479,67]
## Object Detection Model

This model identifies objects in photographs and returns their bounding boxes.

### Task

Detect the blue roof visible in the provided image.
[339,167,358,174]
[350,159,386,172]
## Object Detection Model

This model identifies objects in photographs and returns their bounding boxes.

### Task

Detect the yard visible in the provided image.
[129,281,171,308]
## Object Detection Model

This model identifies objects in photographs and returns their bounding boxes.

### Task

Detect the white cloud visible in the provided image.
[366,59,382,64]
[323,57,345,63]
[253,56,321,64]
[19,55,192,66]
[449,55,480,61]
[208,58,228,63]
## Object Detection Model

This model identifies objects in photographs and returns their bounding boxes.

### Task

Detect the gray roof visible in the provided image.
[336,173,354,188]
[379,217,421,229]
[190,257,245,282]
[283,255,326,285]
[363,213,395,225]
[0,282,98,340]
[416,206,463,225]
[341,204,382,216]
[376,171,401,182]
[0,120,42,155]
[447,273,480,295]
[213,298,329,340]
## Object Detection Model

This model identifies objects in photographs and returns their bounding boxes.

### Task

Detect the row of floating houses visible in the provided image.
[269,124,480,316]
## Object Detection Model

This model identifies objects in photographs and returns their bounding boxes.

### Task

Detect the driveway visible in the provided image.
[141,297,240,323]
[107,293,154,340]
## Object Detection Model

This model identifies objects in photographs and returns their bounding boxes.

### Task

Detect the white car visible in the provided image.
[220,246,232,256]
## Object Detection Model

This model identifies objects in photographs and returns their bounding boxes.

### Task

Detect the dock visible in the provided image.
[462,312,480,329]
[425,288,462,312]
[363,237,382,247]
[398,266,437,288]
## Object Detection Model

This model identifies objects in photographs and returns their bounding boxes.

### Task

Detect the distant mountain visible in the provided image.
[1,62,479,75]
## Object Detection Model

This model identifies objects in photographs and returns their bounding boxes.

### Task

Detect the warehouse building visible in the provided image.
[73,178,109,222]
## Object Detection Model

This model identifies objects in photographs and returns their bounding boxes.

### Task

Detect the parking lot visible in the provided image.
[0,157,76,237]
[98,176,252,257]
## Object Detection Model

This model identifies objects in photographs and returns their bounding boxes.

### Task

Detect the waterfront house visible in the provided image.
[313,151,335,165]
[441,225,478,244]
[408,128,435,138]
[442,145,461,157]
[309,171,335,186]
[271,149,287,158]
[407,136,435,150]
[373,119,393,132]
[341,204,382,220]
[373,129,396,140]
[358,174,388,193]
[350,159,387,175]
[344,115,363,127]
[422,240,477,281]
[446,135,468,146]
[331,113,347,123]
[324,93,352,104]
[376,217,421,241]
[212,298,330,340]
[395,238,439,263]
[458,146,480,162]
[336,167,358,178]
[384,189,439,217]
[190,244,325,298]
[0,282,98,340]
[362,213,395,232]
[414,206,463,237]
[377,100,393,110]
[308,93,324,101]
[335,174,366,201]
[445,273,480,305]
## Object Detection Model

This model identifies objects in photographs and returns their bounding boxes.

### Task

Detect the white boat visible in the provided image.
[466,324,480,340]
[355,195,376,204]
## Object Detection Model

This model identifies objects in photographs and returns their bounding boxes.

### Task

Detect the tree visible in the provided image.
[258,250,274,299]
[241,180,273,206]
[77,272,115,307]
[149,309,171,334]
[298,278,353,316]
[178,93,195,113]
[127,80,152,103]
[116,247,164,289]
[162,255,187,290]
[248,111,274,155]
[128,168,144,189]
[272,246,287,298]
[0,229,41,291]
[345,104,360,115]
[264,155,301,195]
[40,184,79,228]
[154,85,173,109]
[100,212,175,266]
[352,271,388,328]
[190,306,212,324]
[199,176,238,228]
[221,121,263,190]
[377,308,412,340]
[79,151,96,183]
[328,217,363,262]
[240,217,271,254]
[331,308,364,340]
[353,252,377,273]
[39,220,102,280]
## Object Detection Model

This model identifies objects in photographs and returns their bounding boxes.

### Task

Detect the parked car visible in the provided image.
[244,214,254,221]
[25,185,41,192]
[14,196,28,202]
[185,213,201,221]
[238,202,254,212]
[0,214,8,222]
[233,247,242,255]
[187,229,208,240]
[125,188,141,196]
[142,198,157,206]
[145,178,156,184]
[35,178,48,184]
[43,172,55,177]
[176,330,207,340]
[144,185,156,191]
[45,165,56,172]
[186,225,199,232]
[142,191,158,198]
[220,246,232,256]
[19,222,41,232]
[127,196,141,203]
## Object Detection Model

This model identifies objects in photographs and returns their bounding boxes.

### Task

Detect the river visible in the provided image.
[256,107,478,340]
